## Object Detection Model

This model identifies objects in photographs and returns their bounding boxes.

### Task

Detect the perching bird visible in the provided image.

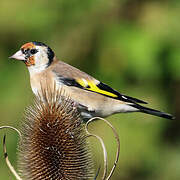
[10,41,174,120]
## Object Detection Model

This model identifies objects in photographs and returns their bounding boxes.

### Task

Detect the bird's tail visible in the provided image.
[130,104,175,120]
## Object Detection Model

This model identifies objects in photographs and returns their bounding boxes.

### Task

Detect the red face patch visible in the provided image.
[21,42,36,67]
[24,56,35,67]
[21,42,35,50]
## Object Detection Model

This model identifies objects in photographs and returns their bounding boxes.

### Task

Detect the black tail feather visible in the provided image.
[122,95,148,104]
[130,104,175,120]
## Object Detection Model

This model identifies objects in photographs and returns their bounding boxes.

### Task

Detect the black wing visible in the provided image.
[57,75,148,104]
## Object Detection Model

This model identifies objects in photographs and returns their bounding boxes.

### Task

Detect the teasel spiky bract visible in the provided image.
[17,87,94,180]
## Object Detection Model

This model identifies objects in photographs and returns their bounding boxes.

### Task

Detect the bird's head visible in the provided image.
[10,41,55,70]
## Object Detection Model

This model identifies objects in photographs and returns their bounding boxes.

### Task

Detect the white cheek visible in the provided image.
[28,58,47,75]
[35,52,43,62]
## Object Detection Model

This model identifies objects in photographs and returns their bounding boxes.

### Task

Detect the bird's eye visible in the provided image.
[30,49,38,55]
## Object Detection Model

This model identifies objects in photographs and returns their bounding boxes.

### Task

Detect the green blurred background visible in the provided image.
[0,0,180,179]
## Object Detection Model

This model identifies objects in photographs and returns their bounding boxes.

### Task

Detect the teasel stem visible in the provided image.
[0,126,22,180]
[3,135,22,180]
[86,131,107,179]
[85,117,120,180]
[0,126,22,138]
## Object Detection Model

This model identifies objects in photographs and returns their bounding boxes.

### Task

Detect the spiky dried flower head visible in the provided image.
[17,87,94,180]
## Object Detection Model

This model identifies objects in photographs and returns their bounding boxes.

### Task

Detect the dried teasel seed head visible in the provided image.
[17,88,94,180]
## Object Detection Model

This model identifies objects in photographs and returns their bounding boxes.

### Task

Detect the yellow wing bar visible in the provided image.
[76,79,118,98]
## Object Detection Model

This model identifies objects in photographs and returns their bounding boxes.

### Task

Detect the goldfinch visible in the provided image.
[10,41,174,120]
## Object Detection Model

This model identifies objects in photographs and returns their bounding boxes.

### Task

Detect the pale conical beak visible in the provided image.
[9,50,26,60]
